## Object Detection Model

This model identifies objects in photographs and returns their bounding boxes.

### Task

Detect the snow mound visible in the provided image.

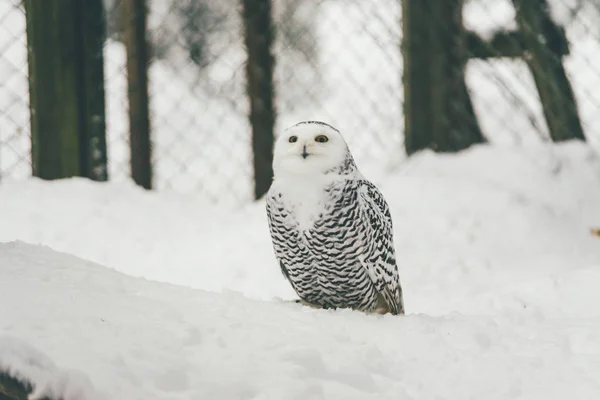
[0,239,600,398]
[1,141,600,398]
[0,141,599,314]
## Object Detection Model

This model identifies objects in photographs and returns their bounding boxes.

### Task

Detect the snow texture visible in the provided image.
[1,141,600,399]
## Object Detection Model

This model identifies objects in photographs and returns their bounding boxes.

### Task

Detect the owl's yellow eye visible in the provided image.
[315,135,329,143]
[289,136,298,143]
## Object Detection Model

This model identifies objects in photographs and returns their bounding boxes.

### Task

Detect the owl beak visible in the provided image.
[301,145,309,159]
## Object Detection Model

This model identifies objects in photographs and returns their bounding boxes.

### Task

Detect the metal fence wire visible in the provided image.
[0,0,29,181]
[1,0,599,203]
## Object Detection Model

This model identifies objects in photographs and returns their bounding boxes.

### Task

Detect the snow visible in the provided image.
[2,1,600,397]
[1,141,600,399]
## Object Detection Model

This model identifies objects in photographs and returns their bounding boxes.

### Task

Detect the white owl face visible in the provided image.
[272,122,349,177]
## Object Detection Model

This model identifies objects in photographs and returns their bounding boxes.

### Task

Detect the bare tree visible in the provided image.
[242,0,276,199]
[403,0,485,155]
[25,0,108,181]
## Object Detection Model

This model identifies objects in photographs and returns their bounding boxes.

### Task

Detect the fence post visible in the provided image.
[242,0,276,200]
[24,0,108,180]
[402,0,485,155]
[122,0,152,189]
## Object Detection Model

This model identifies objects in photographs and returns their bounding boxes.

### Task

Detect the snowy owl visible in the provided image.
[266,121,404,315]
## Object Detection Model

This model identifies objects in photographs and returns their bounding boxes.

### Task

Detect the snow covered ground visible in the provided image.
[1,141,600,399]
[2,2,600,397]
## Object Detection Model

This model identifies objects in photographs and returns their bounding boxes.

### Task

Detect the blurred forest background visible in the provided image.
[0,0,599,203]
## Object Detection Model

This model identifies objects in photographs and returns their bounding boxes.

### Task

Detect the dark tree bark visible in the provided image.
[24,0,108,181]
[77,0,109,181]
[402,0,485,155]
[0,371,53,400]
[242,0,276,200]
[512,0,586,142]
[122,0,153,189]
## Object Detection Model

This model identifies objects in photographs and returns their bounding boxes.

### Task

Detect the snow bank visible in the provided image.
[0,141,599,398]
[1,240,600,399]
[0,140,598,311]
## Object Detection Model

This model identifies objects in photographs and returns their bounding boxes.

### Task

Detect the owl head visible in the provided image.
[272,121,355,178]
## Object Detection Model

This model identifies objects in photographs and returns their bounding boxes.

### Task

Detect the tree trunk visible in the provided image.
[24,0,108,181]
[402,0,485,155]
[512,0,586,142]
[242,0,276,200]
[122,0,153,189]
[77,0,109,181]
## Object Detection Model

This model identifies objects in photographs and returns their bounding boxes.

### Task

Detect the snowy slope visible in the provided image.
[2,241,600,400]
[1,141,600,399]
[0,141,599,311]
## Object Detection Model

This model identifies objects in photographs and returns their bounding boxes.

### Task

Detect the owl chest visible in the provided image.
[272,181,361,259]
[288,205,361,264]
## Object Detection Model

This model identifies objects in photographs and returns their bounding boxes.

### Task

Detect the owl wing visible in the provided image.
[265,193,310,290]
[356,180,404,315]
[266,195,292,281]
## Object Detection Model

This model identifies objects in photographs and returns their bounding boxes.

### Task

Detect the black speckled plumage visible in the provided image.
[266,122,404,315]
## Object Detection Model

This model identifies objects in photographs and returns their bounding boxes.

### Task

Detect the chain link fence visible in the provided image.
[0,0,29,181]
[1,0,599,204]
